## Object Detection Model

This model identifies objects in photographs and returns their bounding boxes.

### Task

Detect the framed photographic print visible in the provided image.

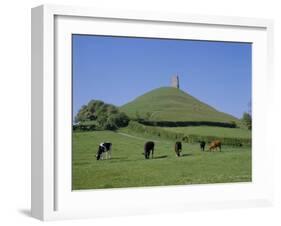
[31,4,274,221]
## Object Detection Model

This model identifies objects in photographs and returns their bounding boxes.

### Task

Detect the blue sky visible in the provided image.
[72,35,251,119]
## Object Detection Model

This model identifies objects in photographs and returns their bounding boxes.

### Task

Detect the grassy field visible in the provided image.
[72,130,252,190]
[163,126,251,139]
[120,87,240,124]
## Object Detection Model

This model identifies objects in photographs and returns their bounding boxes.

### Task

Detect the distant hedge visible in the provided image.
[128,121,251,147]
[73,124,97,131]
[183,134,251,146]
[136,119,237,128]
[128,121,185,141]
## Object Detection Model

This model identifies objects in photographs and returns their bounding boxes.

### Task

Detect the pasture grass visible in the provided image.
[72,130,251,190]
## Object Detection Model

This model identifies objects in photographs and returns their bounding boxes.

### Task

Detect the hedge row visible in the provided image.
[136,119,237,128]
[128,121,251,147]
[128,121,185,141]
[73,124,97,131]
[183,134,251,146]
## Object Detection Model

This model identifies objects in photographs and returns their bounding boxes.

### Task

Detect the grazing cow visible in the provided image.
[96,142,112,160]
[199,141,206,151]
[144,141,155,159]
[174,141,182,157]
[208,140,221,152]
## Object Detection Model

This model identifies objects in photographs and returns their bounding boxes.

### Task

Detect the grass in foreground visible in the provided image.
[72,130,251,190]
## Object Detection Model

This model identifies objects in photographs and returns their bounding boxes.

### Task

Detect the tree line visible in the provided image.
[74,100,129,130]
[74,99,252,131]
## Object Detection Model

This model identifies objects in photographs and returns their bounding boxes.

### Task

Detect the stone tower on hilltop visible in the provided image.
[171,75,179,89]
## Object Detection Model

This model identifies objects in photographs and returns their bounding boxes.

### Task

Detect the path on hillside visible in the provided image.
[117,132,147,141]
[150,110,161,119]
[117,132,172,144]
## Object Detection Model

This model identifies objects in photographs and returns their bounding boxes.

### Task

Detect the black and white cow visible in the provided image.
[96,142,112,160]
[144,141,155,159]
[174,141,182,157]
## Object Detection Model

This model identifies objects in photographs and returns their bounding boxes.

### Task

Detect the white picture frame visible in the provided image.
[31,4,274,221]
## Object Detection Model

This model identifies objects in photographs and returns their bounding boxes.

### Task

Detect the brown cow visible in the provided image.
[208,140,221,152]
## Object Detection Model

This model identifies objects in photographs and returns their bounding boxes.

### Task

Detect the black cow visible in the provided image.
[199,141,206,151]
[174,141,182,157]
[144,141,155,159]
[96,142,112,160]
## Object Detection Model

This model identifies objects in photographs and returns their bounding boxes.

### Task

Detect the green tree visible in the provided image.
[242,112,252,130]
[75,100,130,130]
[113,112,130,127]
[74,105,89,123]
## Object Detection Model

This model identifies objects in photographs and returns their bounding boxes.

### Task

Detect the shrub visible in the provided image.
[242,112,252,130]
[127,121,185,141]
[136,120,237,128]
[185,134,251,146]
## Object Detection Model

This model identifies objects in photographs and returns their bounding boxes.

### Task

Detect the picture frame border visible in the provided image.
[31,4,274,221]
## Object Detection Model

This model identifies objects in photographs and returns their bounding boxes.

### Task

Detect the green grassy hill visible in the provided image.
[120,87,240,124]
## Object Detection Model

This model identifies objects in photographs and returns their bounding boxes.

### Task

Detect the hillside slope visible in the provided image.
[120,87,239,124]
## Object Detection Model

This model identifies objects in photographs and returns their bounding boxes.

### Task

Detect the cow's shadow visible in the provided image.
[109,157,145,163]
[110,157,127,160]
[153,155,168,159]
[181,153,192,157]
